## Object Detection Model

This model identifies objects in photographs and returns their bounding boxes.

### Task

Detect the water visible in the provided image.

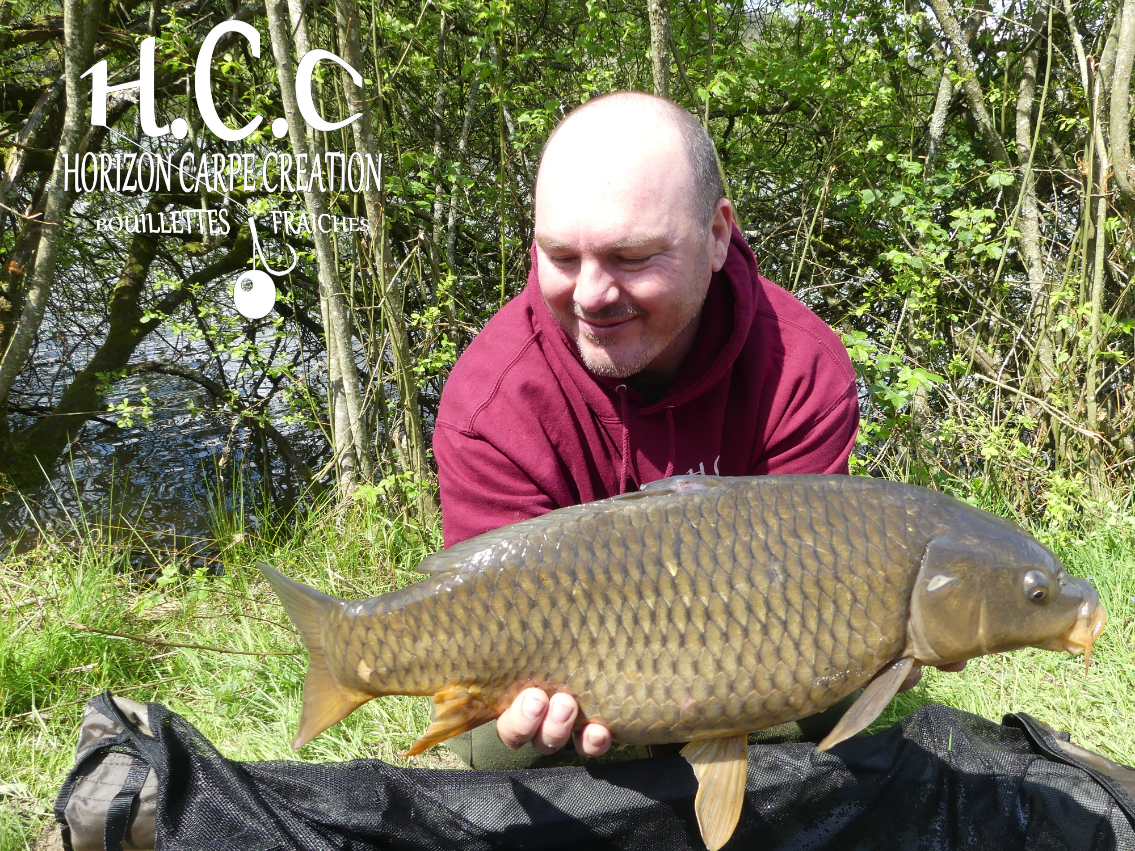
[1,313,319,558]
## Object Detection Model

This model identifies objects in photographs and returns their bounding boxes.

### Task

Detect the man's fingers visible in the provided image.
[574,722,612,757]
[496,687,548,749]
[532,693,578,754]
[496,689,613,757]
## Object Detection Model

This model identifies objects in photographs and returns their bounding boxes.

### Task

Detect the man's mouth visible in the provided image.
[574,306,643,340]
[578,315,637,338]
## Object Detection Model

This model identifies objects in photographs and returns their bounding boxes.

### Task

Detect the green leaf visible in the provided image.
[986,170,1016,188]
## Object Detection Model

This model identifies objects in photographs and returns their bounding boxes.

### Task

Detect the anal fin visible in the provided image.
[680,734,748,851]
[400,686,497,757]
[816,656,915,752]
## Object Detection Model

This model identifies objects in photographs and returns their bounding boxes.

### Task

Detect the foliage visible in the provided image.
[0,0,1130,515]
[2,1,1134,843]
[0,482,442,849]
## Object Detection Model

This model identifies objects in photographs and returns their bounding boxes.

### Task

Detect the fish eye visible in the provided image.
[1023,569,1049,602]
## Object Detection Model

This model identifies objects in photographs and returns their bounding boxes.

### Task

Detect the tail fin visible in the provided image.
[256,562,373,749]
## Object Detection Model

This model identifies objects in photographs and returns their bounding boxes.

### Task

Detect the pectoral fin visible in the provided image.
[680,734,748,851]
[816,657,915,752]
[401,686,497,757]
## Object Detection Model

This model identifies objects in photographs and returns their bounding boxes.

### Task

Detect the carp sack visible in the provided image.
[258,475,1106,851]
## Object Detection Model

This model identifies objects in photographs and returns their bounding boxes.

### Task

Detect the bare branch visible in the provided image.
[68,620,299,657]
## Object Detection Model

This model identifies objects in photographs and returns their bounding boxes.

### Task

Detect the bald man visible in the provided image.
[433,92,861,768]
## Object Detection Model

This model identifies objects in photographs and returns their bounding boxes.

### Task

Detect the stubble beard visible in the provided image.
[569,229,715,379]
[576,304,650,378]
[580,336,654,378]
[575,288,703,379]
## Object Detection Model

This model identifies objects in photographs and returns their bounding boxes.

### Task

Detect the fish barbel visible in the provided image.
[258,475,1106,850]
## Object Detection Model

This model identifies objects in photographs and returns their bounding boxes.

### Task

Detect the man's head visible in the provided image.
[534,92,733,382]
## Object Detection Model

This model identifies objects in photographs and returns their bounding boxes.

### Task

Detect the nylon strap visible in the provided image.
[103,757,150,851]
[1005,712,1135,824]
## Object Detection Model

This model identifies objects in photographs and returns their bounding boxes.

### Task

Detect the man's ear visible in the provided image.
[710,199,734,272]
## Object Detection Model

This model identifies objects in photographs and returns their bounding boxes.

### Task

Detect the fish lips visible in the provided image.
[1037,577,1107,665]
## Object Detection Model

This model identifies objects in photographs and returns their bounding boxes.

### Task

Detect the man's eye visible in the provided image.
[617,255,651,266]
[549,255,577,266]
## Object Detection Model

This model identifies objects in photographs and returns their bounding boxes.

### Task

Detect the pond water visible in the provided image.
[1,315,318,560]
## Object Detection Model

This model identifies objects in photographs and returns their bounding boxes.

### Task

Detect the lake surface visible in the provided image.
[1,314,317,560]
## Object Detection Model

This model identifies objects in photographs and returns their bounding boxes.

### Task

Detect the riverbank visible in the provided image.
[2,485,1134,850]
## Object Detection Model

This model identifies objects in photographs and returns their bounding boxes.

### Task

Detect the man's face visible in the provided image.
[534,117,731,381]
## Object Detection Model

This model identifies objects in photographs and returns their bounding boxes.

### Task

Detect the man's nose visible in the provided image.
[573,258,620,313]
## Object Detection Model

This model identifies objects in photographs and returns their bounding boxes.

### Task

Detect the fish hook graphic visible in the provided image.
[248,215,298,277]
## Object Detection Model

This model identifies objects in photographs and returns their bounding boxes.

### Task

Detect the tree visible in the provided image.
[0,0,1129,520]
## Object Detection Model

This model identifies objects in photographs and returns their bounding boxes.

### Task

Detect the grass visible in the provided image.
[2,484,1135,849]
[0,490,448,851]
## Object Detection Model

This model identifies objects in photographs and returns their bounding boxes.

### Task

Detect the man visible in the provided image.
[432,92,862,767]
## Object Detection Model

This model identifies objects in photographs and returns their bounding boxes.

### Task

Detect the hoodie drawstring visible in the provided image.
[664,407,675,478]
[616,388,677,490]
[616,385,630,494]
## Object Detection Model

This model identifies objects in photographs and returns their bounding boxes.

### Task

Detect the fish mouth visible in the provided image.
[1038,578,1107,666]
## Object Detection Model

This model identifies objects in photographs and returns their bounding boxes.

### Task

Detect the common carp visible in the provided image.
[258,475,1106,850]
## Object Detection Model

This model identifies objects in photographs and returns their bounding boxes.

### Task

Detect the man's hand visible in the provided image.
[496,688,612,756]
[899,661,967,692]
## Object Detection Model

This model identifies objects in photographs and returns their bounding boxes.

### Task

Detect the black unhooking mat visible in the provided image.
[57,690,1135,851]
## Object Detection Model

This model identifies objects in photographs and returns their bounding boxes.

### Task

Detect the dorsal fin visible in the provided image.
[416,478,732,575]
[641,475,735,493]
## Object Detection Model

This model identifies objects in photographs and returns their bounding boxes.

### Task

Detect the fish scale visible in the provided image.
[259,474,1105,851]
[319,477,921,741]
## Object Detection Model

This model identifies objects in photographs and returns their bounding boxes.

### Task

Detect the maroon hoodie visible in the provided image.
[434,225,859,547]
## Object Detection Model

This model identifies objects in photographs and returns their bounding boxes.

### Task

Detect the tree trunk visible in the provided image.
[283,0,357,490]
[926,0,1012,167]
[0,0,103,416]
[647,0,671,99]
[923,65,953,177]
[1015,3,1057,397]
[1109,0,1135,203]
[0,80,62,207]
[0,182,47,374]
[334,0,428,492]
[919,7,983,175]
[1084,57,1111,482]
[265,0,372,493]
[431,11,448,254]
[446,64,480,274]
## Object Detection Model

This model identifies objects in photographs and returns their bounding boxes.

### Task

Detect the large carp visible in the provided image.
[258,475,1106,850]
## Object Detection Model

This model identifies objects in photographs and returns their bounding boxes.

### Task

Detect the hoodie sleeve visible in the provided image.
[433,421,559,547]
[750,378,860,476]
